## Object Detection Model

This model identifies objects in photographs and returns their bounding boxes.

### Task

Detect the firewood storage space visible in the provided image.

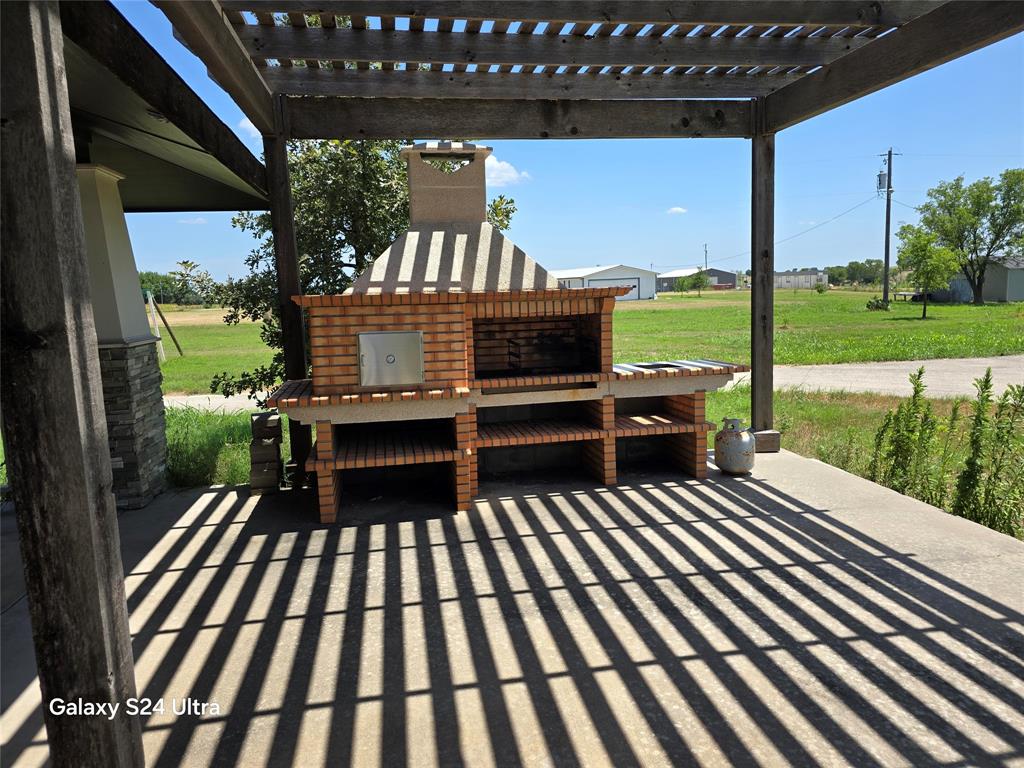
[268,142,748,524]
[613,395,715,438]
[476,402,603,447]
[324,418,460,469]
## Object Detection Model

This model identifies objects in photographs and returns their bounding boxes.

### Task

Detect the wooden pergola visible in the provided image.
[1,1,1021,764]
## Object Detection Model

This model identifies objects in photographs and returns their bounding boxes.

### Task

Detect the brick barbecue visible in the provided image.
[268,142,747,523]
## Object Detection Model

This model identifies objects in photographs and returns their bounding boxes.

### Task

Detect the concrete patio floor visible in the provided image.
[2,452,1023,767]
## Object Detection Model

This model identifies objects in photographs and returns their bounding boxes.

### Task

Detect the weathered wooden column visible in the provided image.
[0,2,144,765]
[751,98,780,452]
[264,106,312,482]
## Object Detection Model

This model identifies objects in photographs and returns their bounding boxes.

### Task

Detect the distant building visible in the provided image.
[657,267,737,292]
[981,259,1024,302]
[944,259,1024,303]
[550,264,658,300]
[774,269,828,289]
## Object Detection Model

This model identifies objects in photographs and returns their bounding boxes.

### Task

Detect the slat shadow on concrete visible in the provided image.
[2,452,1023,766]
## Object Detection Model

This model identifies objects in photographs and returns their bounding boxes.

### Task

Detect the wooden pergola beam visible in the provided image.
[0,2,144,764]
[284,97,753,139]
[220,1,942,27]
[264,67,800,99]
[154,0,275,135]
[60,0,268,196]
[765,1,1024,131]
[239,26,869,68]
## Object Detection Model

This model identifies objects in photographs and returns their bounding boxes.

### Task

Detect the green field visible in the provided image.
[160,322,272,394]
[614,290,1024,366]
[158,290,1024,394]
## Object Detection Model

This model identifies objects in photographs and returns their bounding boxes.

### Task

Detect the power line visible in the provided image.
[654,193,879,271]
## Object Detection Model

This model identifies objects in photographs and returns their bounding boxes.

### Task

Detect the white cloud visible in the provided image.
[486,155,531,187]
[238,117,261,139]
[666,206,688,215]
[177,216,208,225]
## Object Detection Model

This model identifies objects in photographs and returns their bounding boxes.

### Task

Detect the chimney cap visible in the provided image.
[402,141,492,159]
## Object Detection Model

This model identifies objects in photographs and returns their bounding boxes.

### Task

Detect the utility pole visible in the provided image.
[881,147,895,304]
[704,243,708,272]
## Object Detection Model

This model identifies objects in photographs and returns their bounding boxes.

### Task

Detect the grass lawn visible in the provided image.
[158,291,1024,395]
[614,289,1024,365]
[705,385,960,476]
[160,321,272,394]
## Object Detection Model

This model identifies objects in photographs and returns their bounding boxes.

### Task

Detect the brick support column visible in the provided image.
[666,392,709,479]
[582,395,616,485]
[583,437,617,486]
[666,391,706,424]
[98,340,167,508]
[316,470,340,524]
[454,406,477,504]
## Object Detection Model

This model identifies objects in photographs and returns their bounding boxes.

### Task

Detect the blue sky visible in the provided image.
[115,2,1023,280]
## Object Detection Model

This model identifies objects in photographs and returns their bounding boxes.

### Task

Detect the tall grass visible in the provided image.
[164,407,289,487]
[868,369,1023,538]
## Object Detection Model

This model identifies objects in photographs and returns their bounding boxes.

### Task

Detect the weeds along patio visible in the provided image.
[3,451,1023,767]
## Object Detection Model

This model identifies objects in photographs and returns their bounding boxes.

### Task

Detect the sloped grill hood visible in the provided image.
[349,142,558,294]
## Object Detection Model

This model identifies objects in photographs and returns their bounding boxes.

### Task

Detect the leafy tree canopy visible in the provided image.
[896,224,959,318]
[917,169,1023,305]
[212,139,516,400]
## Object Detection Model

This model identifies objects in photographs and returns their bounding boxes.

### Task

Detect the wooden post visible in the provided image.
[263,120,312,482]
[751,98,780,452]
[0,3,144,765]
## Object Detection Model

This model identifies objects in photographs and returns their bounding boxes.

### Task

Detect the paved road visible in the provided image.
[163,355,1023,411]
[729,354,1023,398]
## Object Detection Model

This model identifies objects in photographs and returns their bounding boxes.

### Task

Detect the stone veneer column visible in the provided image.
[98,342,167,507]
[78,165,167,508]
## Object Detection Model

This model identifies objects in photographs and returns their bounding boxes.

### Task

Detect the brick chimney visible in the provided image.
[403,141,492,225]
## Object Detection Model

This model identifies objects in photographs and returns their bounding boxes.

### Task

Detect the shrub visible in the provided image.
[865,296,890,311]
[869,367,1023,538]
[815,283,827,294]
[951,374,1024,537]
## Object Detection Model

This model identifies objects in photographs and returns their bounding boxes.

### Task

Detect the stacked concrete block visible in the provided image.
[97,341,166,509]
[250,413,282,493]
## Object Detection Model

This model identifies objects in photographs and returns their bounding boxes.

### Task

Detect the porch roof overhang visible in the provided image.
[154,1,1023,141]
[60,1,268,212]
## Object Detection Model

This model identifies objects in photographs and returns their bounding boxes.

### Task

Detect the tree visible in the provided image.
[825,265,848,285]
[896,224,959,319]
[861,258,884,285]
[673,276,689,293]
[846,260,866,284]
[212,139,516,400]
[170,260,217,306]
[690,269,710,297]
[138,271,180,304]
[917,169,1024,305]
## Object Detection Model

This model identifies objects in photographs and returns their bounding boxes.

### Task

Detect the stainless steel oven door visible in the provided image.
[358,331,425,387]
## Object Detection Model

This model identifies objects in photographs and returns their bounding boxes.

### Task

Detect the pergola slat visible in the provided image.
[219,1,943,27]
[284,96,752,139]
[264,66,799,98]
[766,0,1024,130]
[237,25,871,67]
